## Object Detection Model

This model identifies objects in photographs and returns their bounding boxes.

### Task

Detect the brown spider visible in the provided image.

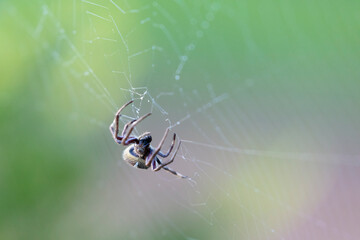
[109,100,188,179]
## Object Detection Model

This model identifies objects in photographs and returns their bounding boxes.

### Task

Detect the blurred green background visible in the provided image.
[1,0,360,239]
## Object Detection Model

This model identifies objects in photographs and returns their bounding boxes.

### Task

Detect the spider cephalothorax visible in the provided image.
[135,132,152,157]
[109,100,188,179]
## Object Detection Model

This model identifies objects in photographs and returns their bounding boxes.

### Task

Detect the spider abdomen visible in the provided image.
[123,145,149,169]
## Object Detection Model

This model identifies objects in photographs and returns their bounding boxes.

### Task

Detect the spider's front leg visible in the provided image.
[110,100,151,146]
[110,120,134,142]
[121,112,151,145]
[110,100,134,143]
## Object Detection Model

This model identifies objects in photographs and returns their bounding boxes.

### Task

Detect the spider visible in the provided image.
[109,100,188,179]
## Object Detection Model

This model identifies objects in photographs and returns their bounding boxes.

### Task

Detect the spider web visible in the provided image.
[5,0,360,239]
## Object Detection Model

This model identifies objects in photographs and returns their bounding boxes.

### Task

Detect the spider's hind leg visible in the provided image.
[157,133,176,158]
[154,141,181,171]
[163,166,188,179]
[145,128,170,167]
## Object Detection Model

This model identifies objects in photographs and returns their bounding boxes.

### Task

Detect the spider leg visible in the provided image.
[119,119,141,145]
[121,112,151,145]
[154,141,181,171]
[110,100,133,143]
[162,166,188,179]
[157,133,176,158]
[145,128,170,167]
[121,119,137,136]
[110,119,137,143]
[156,155,189,179]
[145,153,155,168]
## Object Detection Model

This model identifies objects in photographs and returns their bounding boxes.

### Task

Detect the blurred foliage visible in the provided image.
[1,0,360,239]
